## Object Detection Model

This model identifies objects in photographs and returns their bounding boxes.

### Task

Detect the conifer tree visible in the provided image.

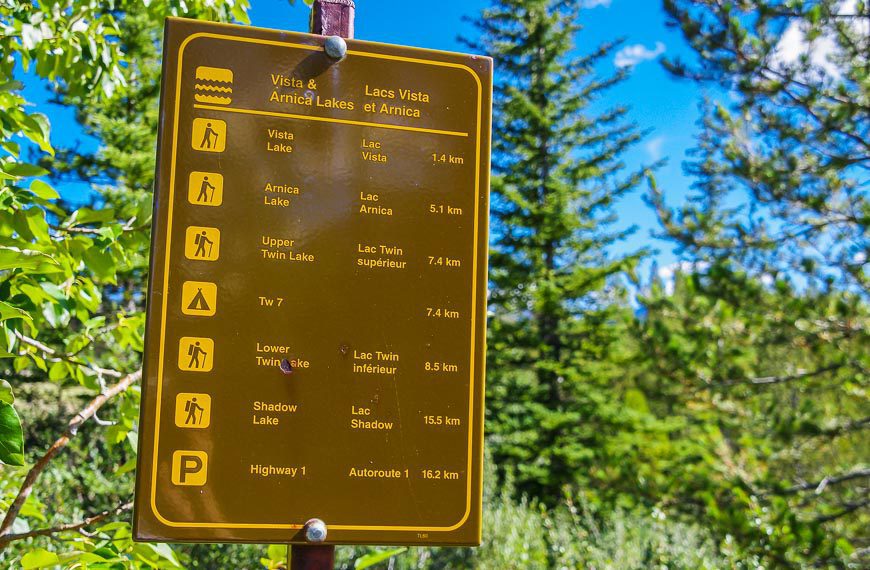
[637,1,869,564]
[465,0,656,499]
[658,0,868,291]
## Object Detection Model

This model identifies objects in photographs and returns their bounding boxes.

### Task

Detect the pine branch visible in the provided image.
[771,468,870,496]
[819,416,870,438]
[0,369,142,542]
[815,498,870,524]
[852,547,870,561]
[710,364,844,388]
[0,502,132,546]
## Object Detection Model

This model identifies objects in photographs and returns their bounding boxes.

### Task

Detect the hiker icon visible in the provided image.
[175,393,211,429]
[188,172,223,207]
[198,177,216,202]
[185,226,220,261]
[200,123,218,148]
[187,341,208,369]
[195,231,213,257]
[191,118,226,152]
[185,397,205,424]
[178,337,214,372]
[181,281,217,316]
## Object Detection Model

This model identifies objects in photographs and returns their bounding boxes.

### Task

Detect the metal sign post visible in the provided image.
[290,3,355,566]
[311,0,355,38]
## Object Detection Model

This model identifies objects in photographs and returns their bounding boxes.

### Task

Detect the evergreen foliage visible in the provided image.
[639,0,869,565]
[465,0,657,500]
[658,0,868,290]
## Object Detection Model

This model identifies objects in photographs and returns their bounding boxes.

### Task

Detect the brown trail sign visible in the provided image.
[133,12,492,550]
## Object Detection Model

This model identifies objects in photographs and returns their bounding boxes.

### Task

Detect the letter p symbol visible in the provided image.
[171,450,208,486]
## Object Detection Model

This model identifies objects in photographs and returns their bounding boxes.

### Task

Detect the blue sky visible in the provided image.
[247,0,706,275]
[29,0,707,275]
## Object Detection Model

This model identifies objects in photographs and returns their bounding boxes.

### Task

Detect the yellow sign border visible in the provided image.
[150,31,485,534]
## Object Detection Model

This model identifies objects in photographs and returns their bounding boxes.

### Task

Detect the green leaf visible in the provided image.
[24,207,50,243]
[0,379,14,405]
[96,522,129,533]
[76,552,122,563]
[20,494,47,522]
[0,401,25,465]
[70,207,115,225]
[19,113,53,155]
[354,548,407,569]
[266,544,286,561]
[129,541,182,568]
[0,300,34,326]
[5,163,48,178]
[48,361,68,381]
[83,244,117,281]
[0,80,24,92]
[148,542,181,565]
[126,429,138,453]
[21,548,60,569]
[98,225,122,241]
[231,3,252,24]
[624,388,650,413]
[13,356,30,373]
[29,179,59,200]
[115,458,137,477]
[29,113,51,142]
[0,247,62,273]
[2,140,21,158]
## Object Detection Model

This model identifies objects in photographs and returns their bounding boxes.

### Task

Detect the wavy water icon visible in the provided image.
[194,66,233,105]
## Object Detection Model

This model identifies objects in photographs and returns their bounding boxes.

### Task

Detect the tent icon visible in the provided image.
[188,288,210,311]
[181,281,217,317]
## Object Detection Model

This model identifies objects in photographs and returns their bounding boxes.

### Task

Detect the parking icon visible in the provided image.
[171,450,208,486]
